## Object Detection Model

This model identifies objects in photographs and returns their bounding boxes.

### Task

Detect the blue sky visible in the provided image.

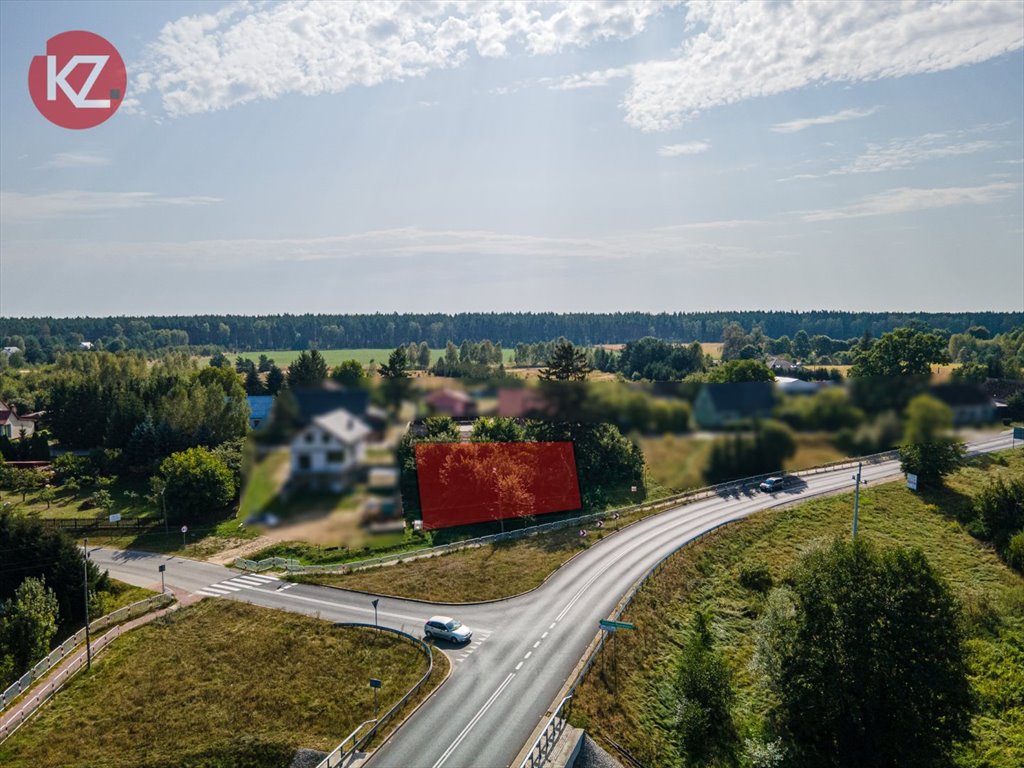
[1,0,1022,317]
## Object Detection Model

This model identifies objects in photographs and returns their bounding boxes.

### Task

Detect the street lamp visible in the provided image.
[852,463,868,539]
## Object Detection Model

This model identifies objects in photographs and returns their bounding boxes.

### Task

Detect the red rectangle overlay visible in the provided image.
[415,441,581,530]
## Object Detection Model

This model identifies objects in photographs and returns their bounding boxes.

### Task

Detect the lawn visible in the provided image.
[0,600,448,768]
[570,450,1024,768]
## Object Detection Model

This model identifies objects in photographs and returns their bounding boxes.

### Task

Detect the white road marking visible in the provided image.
[196,589,223,597]
[556,558,617,622]
[515,662,524,671]
[541,632,548,639]
[214,583,241,592]
[431,672,516,768]
[532,640,541,648]
[549,622,556,629]
[523,651,531,660]
[246,574,279,582]
[227,576,267,587]
[200,585,231,595]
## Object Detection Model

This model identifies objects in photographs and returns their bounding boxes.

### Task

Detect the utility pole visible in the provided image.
[83,538,92,671]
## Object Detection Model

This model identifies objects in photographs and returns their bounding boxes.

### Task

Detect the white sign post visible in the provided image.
[906,473,918,491]
[181,525,188,548]
[108,512,121,523]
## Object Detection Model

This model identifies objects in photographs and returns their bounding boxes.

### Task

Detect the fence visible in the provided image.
[516,448,903,768]
[237,449,900,577]
[42,517,162,533]
[315,623,435,768]
[0,592,175,712]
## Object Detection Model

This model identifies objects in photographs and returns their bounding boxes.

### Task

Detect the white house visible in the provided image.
[1,347,20,357]
[290,407,370,492]
[0,399,40,439]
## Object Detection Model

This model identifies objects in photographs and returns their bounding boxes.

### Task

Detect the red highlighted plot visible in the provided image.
[415,441,581,530]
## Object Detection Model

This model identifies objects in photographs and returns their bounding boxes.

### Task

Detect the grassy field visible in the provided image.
[235,348,517,368]
[0,600,447,768]
[641,432,849,498]
[570,451,1024,768]
[641,434,713,497]
[294,528,594,601]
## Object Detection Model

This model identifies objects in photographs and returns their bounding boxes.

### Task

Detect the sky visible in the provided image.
[1,0,1022,318]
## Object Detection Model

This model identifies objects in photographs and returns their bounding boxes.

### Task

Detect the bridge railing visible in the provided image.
[519,695,573,768]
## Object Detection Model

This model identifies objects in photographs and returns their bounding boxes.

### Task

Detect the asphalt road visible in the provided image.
[88,431,1015,768]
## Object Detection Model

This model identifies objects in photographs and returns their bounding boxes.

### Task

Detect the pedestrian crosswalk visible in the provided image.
[453,630,491,663]
[195,572,282,597]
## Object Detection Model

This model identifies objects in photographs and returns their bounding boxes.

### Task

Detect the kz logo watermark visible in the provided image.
[29,31,127,129]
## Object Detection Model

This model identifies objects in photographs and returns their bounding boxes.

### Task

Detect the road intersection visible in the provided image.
[88,431,1015,768]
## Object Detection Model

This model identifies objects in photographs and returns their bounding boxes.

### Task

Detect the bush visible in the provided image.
[738,562,773,593]
[1002,531,1024,573]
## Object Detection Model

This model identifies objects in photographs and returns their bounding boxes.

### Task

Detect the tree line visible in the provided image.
[2,311,1021,362]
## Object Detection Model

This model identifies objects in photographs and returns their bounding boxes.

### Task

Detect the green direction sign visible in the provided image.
[599,619,636,631]
[1013,427,1024,441]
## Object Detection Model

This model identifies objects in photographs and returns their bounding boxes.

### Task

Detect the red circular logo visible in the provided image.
[28,31,127,130]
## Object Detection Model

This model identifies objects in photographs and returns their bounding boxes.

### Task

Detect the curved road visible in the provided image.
[89,432,1015,768]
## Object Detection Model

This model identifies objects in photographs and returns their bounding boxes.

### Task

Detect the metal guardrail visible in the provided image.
[519,696,573,768]
[0,592,175,711]
[315,623,435,768]
[233,555,301,572]
[236,449,900,576]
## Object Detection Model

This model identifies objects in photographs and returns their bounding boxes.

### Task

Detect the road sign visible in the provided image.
[1014,427,1024,441]
[369,678,382,689]
[108,512,121,523]
[599,619,636,632]
[181,525,188,533]
[158,564,166,572]
[906,473,918,491]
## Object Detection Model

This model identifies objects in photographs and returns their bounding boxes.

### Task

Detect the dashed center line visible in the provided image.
[549,622,556,630]
[541,632,548,639]
[523,651,532,660]
[515,661,524,671]
[532,640,541,649]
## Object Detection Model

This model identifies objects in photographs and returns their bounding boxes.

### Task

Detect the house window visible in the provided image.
[322,432,331,444]
[298,455,311,470]
[327,450,345,464]
[305,432,314,443]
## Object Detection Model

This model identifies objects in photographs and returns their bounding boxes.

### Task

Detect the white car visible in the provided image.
[759,476,788,493]
[424,616,472,643]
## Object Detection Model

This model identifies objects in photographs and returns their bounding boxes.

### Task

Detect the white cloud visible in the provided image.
[783,126,1006,179]
[772,106,880,133]
[657,141,710,156]
[133,1,671,117]
[624,1,1024,131]
[0,191,222,219]
[801,182,1017,221]
[40,152,111,169]
[9,223,778,270]
[548,67,631,90]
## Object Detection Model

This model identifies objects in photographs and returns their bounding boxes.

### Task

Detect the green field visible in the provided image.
[571,451,1024,768]
[235,348,517,368]
[0,600,447,768]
